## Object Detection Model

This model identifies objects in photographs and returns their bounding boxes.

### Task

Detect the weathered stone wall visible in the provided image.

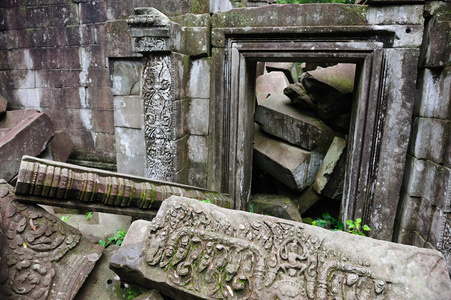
[394,1,451,271]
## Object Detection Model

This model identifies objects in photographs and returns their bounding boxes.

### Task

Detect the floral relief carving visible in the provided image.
[142,54,175,181]
[144,199,390,299]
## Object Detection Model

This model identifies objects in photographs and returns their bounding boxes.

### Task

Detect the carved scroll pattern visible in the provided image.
[0,184,81,300]
[439,213,451,253]
[145,201,390,299]
[142,54,175,181]
[135,37,166,52]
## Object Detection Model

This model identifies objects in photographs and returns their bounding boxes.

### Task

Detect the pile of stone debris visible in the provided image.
[251,62,356,222]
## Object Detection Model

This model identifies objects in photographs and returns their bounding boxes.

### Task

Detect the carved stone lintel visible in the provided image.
[0,181,103,300]
[111,196,451,300]
[14,156,234,215]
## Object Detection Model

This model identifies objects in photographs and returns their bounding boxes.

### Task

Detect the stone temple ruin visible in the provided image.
[0,0,451,299]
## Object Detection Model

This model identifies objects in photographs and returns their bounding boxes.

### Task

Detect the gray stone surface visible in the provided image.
[0,182,104,300]
[409,117,451,168]
[250,194,303,222]
[414,67,451,119]
[255,93,335,152]
[187,58,211,99]
[75,245,150,300]
[255,71,289,104]
[253,124,320,191]
[312,136,346,200]
[266,62,299,83]
[111,196,451,300]
[115,126,146,175]
[39,130,74,163]
[188,98,209,135]
[114,95,143,129]
[0,110,54,182]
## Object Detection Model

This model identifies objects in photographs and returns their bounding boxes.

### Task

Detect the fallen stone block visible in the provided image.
[266,62,302,83]
[0,110,54,182]
[0,181,104,300]
[253,124,320,191]
[255,71,289,104]
[250,194,303,222]
[39,130,74,162]
[312,136,347,200]
[278,184,323,216]
[255,93,335,152]
[110,196,451,300]
[14,156,234,218]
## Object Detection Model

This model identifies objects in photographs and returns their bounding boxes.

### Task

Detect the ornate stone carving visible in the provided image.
[135,37,166,52]
[0,181,103,300]
[142,54,175,182]
[439,213,451,253]
[14,156,233,214]
[111,196,451,299]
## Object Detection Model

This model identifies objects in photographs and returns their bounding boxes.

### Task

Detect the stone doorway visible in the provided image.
[212,35,418,240]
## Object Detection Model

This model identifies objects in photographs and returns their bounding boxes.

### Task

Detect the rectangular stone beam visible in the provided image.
[14,156,233,219]
[110,196,451,300]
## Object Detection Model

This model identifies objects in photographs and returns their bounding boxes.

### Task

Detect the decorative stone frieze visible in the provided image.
[14,156,234,217]
[111,196,451,300]
[0,181,103,300]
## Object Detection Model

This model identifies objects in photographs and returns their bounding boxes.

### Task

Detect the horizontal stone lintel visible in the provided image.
[14,156,234,213]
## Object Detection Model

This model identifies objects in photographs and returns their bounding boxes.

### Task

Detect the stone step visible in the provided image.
[254,93,335,152]
[253,124,321,191]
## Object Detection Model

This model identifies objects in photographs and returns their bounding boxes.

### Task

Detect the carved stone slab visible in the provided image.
[0,181,104,300]
[14,156,233,218]
[111,196,451,300]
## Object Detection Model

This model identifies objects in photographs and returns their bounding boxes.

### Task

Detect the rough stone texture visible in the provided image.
[254,93,335,152]
[409,117,451,168]
[110,196,451,300]
[39,130,74,162]
[250,194,303,222]
[115,127,146,176]
[255,71,289,104]
[312,136,347,200]
[266,62,301,83]
[111,60,142,96]
[414,67,451,120]
[0,110,54,182]
[188,99,209,135]
[253,124,319,191]
[114,95,143,129]
[75,245,150,300]
[295,186,323,215]
[188,58,210,99]
[0,181,104,300]
[419,7,451,68]
[14,156,234,215]
[0,94,7,115]
[134,289,165,300]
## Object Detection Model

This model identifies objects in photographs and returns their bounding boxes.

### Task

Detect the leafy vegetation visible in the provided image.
[86,211,93,220]
[310,212,371,236]
[99,229,127,247]
[60,215,71,222]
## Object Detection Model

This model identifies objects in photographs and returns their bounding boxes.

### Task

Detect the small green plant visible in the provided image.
[346,218,371,236]
[310,213,371,236]
[86,212,93,220]
[201,198,211,204]
[60,215,71,222]
[100,229,126,247]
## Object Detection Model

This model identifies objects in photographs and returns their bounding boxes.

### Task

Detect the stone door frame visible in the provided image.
[212,32,418,240]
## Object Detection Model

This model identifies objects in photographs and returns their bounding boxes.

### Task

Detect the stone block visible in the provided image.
[255,71,289,104]
[172,53,190,100]
[133,0,191,16]
[173,134,188,173]
[134,290,164,300]
[110,196,451,300]
[172,99,189,139]
[0,111,54,181]
[187,135,208,164]
[39,130,74,163]
[79,1,107,24]
[250,194,303,222]
[253,124,320,191]
[187,161,208,188]
[188,98,209,135]
[0,93,7,114]
[0,182,104,300]
[92,109,115,134]
[116,152,146,177]
[254,93,335,152]
[419,10,451,68]
[312,136,346,200]
[182,26,209,56]
[115,127,146,158]
[114,96,143,129]
[266,62,297,83]
[105,20,140,58]
[414,67,451,119]
[409,117,451,167]
[187,58,210,99]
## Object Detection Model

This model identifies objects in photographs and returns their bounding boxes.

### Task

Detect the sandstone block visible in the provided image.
[111,61,142,96]
[188,98,209,135]
[114,95,143,129]
[250,194,303,222]
[110,196,451,300]
[312,136,346,200]
[420,10,451,68]
[187,58,210,99]
[266,62,299,83]
[255,71,289,104]
[39,130,74,162]
[0,110,54,181]
[253,124,320,191]
[0,182,104,300]
[254,93,335,152]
